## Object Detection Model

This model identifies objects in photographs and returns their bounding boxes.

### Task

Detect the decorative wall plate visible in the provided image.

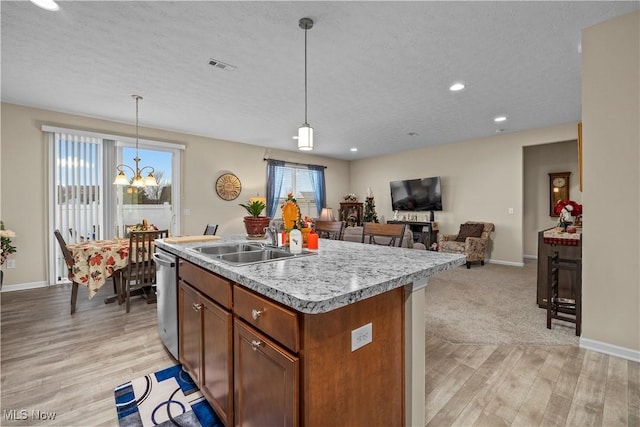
[215,173,242,201]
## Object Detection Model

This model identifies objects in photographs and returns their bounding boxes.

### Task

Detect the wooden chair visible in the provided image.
[203,224,219,235]
[547,253,582,336]
[121,229,168,313]
[362,223,406,247]
[54,229,83,314]
[314,220,344,240]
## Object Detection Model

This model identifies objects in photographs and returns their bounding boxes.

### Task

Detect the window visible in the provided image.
[266,160,326,219]
[45,125,183,285]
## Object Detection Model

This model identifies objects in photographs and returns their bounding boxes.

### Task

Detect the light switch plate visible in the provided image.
[351,323,373,352]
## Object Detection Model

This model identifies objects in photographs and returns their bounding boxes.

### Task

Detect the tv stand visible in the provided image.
[387,220,438,248]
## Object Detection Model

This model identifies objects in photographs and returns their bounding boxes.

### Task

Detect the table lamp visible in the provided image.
[319,208,335,222]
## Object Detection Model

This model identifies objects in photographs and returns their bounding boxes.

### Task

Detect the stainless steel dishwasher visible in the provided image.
[153,247,178,359]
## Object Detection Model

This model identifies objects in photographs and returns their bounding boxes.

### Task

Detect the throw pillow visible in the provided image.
[455,223,485,242]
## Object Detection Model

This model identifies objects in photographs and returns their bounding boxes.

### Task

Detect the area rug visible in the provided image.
[114,365,223,427]
[425,260,579,346]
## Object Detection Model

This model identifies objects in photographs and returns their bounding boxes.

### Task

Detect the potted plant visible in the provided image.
[239,199,271,238]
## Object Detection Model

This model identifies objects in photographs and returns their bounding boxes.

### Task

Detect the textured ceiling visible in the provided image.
[2,1,638,160]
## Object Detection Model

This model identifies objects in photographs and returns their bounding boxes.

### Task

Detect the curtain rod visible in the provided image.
[263,158,327,169]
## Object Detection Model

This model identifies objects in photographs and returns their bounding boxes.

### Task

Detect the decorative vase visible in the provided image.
[243,216,271,238]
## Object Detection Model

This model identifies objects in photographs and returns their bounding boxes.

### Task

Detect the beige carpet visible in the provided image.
[425,260,579,345]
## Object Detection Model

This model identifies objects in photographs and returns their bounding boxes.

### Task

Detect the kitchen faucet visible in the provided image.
[264,225,278,246]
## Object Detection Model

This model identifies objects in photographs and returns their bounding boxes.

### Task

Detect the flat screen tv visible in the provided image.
[390,176,442,212]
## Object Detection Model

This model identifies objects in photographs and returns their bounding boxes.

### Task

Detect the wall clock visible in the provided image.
[549,172,570,216]
[215,173,242,201]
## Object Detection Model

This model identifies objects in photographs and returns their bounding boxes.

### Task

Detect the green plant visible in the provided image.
[239,200,267,217]
[1,220,17,266]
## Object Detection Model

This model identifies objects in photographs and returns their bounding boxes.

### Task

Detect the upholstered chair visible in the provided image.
[438,221,495,268]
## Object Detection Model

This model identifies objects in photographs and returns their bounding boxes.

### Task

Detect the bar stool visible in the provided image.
[547,253,582,336]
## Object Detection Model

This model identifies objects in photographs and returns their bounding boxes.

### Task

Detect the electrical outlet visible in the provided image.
[508,207,514,215]
[351,322,373,352]
[6,259,16,269]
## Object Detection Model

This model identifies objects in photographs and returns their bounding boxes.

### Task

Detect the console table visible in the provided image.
[387,220,439,248]
[536,228,582,308]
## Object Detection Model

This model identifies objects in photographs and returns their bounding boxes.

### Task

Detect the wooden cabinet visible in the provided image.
[178,262,233,426]
[339,202,363,227]
[178,259,404,426]
[234,319,299,427]
[536,229,582,307]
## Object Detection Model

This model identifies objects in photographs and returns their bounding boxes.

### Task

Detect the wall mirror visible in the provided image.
[549,172,571,216]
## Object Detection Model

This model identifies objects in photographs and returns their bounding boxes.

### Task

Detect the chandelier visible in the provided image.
[113,95,158,187]
[297,17,314,151]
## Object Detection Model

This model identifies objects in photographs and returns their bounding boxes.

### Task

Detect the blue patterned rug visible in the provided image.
[114,365,223,427]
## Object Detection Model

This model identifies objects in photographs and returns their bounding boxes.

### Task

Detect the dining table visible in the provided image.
[66,238,131,302]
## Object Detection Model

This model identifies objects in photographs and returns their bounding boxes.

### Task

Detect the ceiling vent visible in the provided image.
[209,58,237,72]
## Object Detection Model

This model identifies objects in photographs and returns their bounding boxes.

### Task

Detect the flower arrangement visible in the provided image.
[343,193,357,202]
[553,200,583,217]
[301,215,314,229]
[554,200,582,230]
[1,221,17,266]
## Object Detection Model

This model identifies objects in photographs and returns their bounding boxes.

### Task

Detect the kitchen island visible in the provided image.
[156,236,465,427]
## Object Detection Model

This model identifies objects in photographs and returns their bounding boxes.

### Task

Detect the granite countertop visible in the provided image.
[156,235,465,314]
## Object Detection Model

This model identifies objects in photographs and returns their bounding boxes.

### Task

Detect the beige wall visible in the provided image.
[523,140,581,257]
[0,103,350,286]
[582,11,639,352]
[350,123,578,265]
[1,11,637,355]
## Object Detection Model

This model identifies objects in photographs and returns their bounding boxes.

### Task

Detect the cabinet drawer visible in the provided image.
[178,260,232,309]
[233,285,299,353]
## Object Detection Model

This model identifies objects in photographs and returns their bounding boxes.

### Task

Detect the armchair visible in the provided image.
[438,221,494,268]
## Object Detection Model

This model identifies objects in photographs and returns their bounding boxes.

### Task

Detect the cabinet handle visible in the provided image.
[192,303,202,311]
[250,340,262,351]
[251,309,263,320]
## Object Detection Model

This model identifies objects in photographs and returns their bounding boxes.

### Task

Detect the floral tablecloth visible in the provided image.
[66,239,130,299]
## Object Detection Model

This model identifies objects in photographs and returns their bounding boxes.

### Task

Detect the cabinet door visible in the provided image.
[234,320,299,427]
[201,297,233,426]
[179,281,202,385]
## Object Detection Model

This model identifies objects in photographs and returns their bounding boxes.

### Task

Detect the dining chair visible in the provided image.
[54,229,83,314]
[314,220,345,240]
[121,229,169,313]
[362,222,406,247]
[203,224,219,235]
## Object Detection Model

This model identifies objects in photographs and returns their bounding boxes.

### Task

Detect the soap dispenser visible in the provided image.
[289,223,302,254]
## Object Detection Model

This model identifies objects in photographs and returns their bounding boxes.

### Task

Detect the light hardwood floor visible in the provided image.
[1,282,639,426]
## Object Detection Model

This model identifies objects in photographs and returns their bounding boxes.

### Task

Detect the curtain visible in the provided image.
[266,159,285,218]
[307,164,326,217]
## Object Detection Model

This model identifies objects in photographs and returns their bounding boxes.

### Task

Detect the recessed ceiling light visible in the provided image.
[449,82,465,92]
[292,136,298,139]
[30,0,59,11]
[350,148,358,152]
[494,115,508,123]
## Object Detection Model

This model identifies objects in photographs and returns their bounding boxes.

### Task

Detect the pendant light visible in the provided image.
[297,17,314,151]
[113,95,158,187]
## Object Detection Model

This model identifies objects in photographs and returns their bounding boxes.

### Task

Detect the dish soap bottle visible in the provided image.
[289,223,302,254]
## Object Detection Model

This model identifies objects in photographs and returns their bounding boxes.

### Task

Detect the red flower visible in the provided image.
[554,200,583,216]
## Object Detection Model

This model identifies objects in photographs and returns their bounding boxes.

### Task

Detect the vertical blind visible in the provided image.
[54,132,103,243]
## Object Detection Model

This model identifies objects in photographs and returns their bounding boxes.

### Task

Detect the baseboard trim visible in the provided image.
[580,337,640,362]
[0,280,49,292]
[523,254,537,260]
[487,259,525,268]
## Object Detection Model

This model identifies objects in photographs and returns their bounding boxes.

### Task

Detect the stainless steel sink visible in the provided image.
[189,243,264,255]
[188,243,316,266]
